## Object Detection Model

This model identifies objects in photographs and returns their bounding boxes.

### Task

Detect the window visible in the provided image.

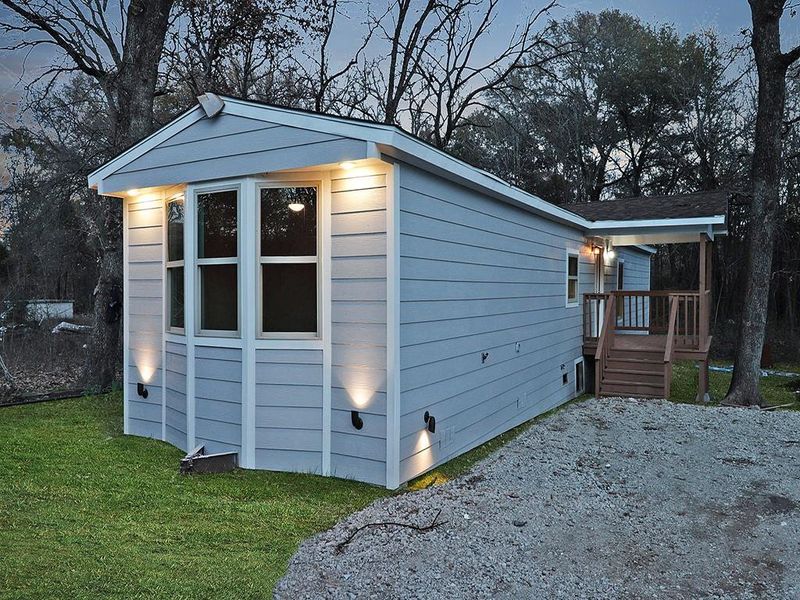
[166,195,184,331]
[575,358,585,394]
[259,185,318,336]
[197,189,238,333]
[566,251,579,306]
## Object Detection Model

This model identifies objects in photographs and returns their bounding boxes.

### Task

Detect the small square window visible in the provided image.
[566,253,579,306]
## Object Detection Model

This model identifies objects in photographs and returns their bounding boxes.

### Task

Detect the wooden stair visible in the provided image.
[598,336,666,398]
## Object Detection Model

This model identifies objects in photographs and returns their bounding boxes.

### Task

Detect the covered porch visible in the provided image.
[569,192,729,401]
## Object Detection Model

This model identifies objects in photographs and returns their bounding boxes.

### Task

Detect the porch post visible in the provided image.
[697,236,711,402]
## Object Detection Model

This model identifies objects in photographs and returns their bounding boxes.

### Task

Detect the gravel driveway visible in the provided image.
[276,398,800,599]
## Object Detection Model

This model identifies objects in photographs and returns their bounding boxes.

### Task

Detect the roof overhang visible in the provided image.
[88,94,727,244]
[587,215,727,245]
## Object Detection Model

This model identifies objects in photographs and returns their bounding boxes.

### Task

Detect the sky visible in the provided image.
[0,0,798,118]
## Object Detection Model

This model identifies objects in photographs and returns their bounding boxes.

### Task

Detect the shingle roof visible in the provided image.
[563,191,729,222]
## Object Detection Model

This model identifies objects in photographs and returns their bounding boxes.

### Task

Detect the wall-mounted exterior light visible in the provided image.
[423,411,436,434]
[351,410,364,430]
[339,161,355,170]
[137,382,149,399]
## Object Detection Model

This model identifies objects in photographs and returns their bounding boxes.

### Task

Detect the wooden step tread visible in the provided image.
[599,391,665,399]
[605,368,665,378]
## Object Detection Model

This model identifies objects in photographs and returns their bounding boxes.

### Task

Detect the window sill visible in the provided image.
[255,338,323,350]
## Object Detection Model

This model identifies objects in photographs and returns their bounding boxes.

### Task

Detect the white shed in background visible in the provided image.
[88,94,727,488]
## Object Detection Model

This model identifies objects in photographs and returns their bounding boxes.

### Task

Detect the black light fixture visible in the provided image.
[423,411,436,434]
[137,382,149,399]
[351,410,364,430]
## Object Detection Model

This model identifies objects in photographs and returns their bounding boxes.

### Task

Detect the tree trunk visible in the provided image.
[83,0,174,391]
[725,0,790,406]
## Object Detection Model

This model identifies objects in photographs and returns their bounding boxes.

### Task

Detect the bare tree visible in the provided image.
[417,0,561,148]
[1,0,175,389]
[725,0,800,406]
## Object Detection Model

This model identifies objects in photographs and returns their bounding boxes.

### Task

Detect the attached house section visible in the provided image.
[396,164,593,483]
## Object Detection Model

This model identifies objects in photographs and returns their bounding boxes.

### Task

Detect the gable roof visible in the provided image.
[88,94,728,242]
[565,191,729,222]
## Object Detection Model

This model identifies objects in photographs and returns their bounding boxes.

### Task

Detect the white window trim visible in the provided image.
[574,357,585,396]
[565,249,580,308]
[195,183,241,338]
[166,193,186,334]
[617,257,625,291]
[255,179,322,340]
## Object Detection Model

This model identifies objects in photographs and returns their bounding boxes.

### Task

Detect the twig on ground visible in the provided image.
[761,403,797,411]
[335,509,445,554]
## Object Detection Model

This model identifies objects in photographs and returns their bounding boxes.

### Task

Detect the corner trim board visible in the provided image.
[385,162,401,489]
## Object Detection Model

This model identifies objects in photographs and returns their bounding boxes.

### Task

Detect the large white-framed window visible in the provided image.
[196,185,240,336]
[166,194,185,332]
[257,182,320,338]
[566,249,580,308]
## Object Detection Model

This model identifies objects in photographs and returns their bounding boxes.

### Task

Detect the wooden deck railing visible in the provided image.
[583,290,705,351]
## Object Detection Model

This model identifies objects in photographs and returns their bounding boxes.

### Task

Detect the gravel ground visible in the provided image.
[276,398,800,599]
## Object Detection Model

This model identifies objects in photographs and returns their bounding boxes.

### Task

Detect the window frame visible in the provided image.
[195,183,241,338]
[574,357,585,395]
[617,257,625,290]
[565,249,580,308]
[165,193,186,334]
[256,181,322,340]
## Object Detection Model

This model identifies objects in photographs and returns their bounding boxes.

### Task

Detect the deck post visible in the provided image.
[697,358,710,403]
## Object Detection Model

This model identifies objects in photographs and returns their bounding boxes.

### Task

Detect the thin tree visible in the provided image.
[725,0,800,406]
[1,0,175,389]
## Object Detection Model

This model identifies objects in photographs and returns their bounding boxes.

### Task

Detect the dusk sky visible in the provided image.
[0,0,798,114]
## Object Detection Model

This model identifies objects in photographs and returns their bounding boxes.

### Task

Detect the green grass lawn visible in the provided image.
[670,360,800,407]
[2,363,798,599]
[0,394,388,600]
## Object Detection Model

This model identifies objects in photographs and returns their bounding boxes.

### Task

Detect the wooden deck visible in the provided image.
[583,289,711,401]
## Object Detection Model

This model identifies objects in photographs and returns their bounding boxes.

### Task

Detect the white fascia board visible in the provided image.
[633,244,658,254]
[88,105,206,191]
[588,215,726,233]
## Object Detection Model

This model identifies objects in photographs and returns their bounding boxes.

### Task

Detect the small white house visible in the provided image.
[88,94,728,488]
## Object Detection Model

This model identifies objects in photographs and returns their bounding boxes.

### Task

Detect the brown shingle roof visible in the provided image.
[563,191,729,222]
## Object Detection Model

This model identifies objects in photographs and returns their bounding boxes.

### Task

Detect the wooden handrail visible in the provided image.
[594,295,616,399]
[663,296,679,363]
[595,295,617,361]
[662,295,679,398]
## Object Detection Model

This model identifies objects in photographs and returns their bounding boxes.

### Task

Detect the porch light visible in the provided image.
[351,410,364,430]
[136,382,149,399]
[127,189,140,196]
[339,161,355,170]
[423,411,436,434]
[288,202,305,212]
[604,240,615,259]
[592,245,602,256]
